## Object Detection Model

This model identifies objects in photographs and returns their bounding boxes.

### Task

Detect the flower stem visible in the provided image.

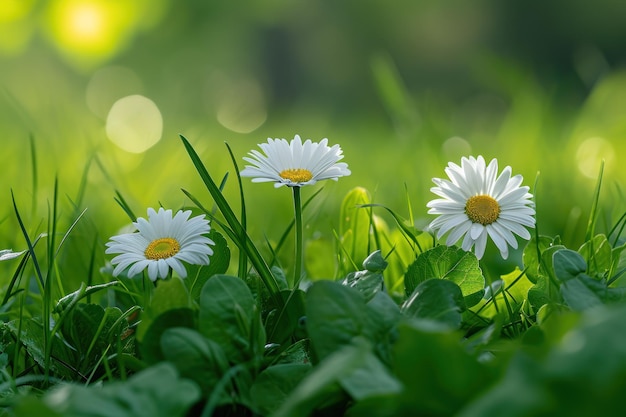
[292,186,304,288]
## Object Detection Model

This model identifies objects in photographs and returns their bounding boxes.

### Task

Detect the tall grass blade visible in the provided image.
[114,190,137,222]
[585,161,604,242]
[179,135,281,306]
[29,134,38,216]
[225,142,248,279]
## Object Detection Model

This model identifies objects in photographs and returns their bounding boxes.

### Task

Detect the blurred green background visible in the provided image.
[1,0,626,281]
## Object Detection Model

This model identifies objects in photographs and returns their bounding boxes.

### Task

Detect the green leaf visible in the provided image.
[342,269,384,302]
[305,281,367,361]
[250,364,312,415]
[364,291,402,365]
[403,279,466,328]
[160,327,229,393]
[272,338,399,417]
[553,249,587,282]
[199,275,264,363]
[405,245,485,307]
[140,308,196,365]
[522,235,554,283]
[553,249,626,310]
[578,234,612,278]
[41,363,200,417]
[137,277,190,341]
[265,289,306,346]
[186,229,230,300]
[560,278,604,310]
[6,318,73,378]
[338,346,402,400]
[306,281,400,368]
[61,304,126,375]
[180,135,282,308]
[391,320,493,416]
[362,250,388,272]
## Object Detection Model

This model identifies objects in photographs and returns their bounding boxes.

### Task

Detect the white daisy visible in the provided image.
[105,207,215,281]
[426,155,535,260]
[240,134,351,188]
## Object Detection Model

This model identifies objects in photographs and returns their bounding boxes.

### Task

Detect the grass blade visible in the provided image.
[179,135,281,306]
[585,160,604,242]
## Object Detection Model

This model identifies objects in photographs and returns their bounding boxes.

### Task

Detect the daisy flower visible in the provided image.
[427,155,535,260]
[240,134,351,187]
[105,207,214,281]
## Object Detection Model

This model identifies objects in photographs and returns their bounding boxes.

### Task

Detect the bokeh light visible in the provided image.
[105,95,163,154]
[44,0,137,68]
[206,72,268,134]
[441,136,472,160]
[576,137,614,179]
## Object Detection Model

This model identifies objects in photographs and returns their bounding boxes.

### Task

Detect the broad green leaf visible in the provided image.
[6,319,73,378]
[265,289,306,346]
[306,280,366,361]
[62,304,126,375]
[364,291,402,365]
[160,327,229,393]
[538,244,566,284]
[455,354,547,417]
[553,249,587,282]
[250,364,312,415]
[137,277,190,341]
[273,339,311,365]
[342,269,384,302]
[272,338,399,417]
[391,320,493,416]
[527,275,556,313]
[402,279,466,329]
[405,245,485,307]
[340,250,387,302]
[186,229,230,300]
[140,308,196,365]
[339,347,402,400]
[199,275,264,363]
[459,305,626,417]
[560,278,604,310]
[40,363,199,417]
[578,234,612,278]
[553,249,626,310]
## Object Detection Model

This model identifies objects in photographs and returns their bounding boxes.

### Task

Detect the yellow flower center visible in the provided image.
[144,237,180,260]
[279,168,313,183]
[465,195,500,225]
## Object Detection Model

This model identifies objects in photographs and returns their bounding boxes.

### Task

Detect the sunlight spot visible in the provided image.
[86,66,143,119]
[442,136,471,159]
[576,137,614,178]
[44,0,136,68]
[106,95,162,154]
[209,74,267,133]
